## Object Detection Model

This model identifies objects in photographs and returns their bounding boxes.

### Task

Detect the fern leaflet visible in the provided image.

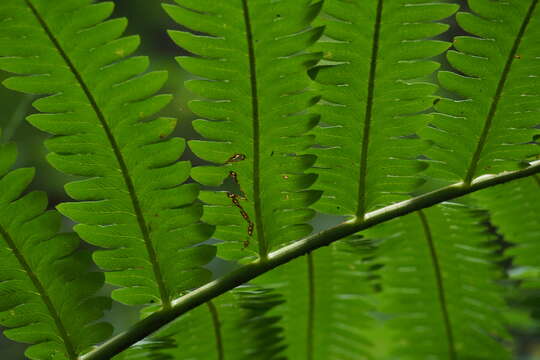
[367,204,510,359]
[256,242,375,360]
[476,177,540,289]
[424,0,540,183]
[164,0,322,260]
[310,0,456,217]
[0,0,214,308]
[0,138,112,360]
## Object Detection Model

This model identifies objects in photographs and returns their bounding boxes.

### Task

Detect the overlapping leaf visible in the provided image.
[475,177,540,332]
[0,139,111,360]
[115,286,285,360]
[256,242,375,360]
[310,0,457,217]
[367,204,510,359]
[0,0,214,307]
[476,177,540,289]
[424,0,540,183]
[164,0,322,260]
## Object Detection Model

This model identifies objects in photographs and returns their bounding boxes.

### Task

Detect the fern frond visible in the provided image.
[424,0,540,183]
[0,0,214,307]
[367,204,510,359]
[164,0,322,260]
[0,139,112,360]
[476,176,540,289]
[116,286,285,360]
[310,0,457,217]
[256,242,375,360]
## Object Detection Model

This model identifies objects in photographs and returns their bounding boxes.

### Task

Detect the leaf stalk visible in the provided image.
[80,161,540,360]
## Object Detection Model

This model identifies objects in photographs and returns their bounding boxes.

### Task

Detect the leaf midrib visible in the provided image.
[207,301,225,360]
[0,224,77,360]
[464,0,539,183]
[418,210,456,360]
[241,0,267,258]
[24,0,171,307]
[357,0,384,218]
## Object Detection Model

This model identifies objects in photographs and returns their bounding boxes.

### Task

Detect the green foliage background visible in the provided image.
[0,0,538,358]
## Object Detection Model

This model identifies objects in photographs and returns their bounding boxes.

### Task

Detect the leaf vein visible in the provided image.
[357,0,384,218]
[418,210,456,360]
[241,0,267,258]
[207,301,225,360]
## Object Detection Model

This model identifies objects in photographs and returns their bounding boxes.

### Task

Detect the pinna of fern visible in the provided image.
[476,176,540,291]
[256,241,376,360]
[113,286,286,360]
[303,1,538,355]
[0,135,112,360]
[309,0,458,218]
[423,0,540,184]
[474,176,540,335]
[366,203,510,359]
[249,2,457,357]
[164,0,323,261]
[0,0,215,309]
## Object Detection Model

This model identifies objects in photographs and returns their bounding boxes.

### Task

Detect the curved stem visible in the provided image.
[80,161,540,360]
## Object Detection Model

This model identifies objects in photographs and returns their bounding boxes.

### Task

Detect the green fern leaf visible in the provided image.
[164,0,323,260]
[310,0,457,217]
[0,139,112,360]
[116,286,285,360]
[367,204,510,359]
[476,176,540,288]
[424,0,540,183]
[256,242,375,359]
[0,0,215,307]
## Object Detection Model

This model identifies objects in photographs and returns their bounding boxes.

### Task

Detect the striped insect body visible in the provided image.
[224,155,251,249]
[225,153,247,164]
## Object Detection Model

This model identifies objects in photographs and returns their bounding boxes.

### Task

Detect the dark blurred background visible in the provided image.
[0,0,539,359]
